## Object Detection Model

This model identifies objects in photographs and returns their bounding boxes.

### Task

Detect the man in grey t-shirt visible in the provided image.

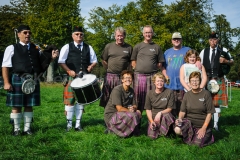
[131,25,164,114]
[99,27,132,108]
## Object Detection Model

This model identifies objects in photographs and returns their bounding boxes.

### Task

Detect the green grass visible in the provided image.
[0,83,240,160]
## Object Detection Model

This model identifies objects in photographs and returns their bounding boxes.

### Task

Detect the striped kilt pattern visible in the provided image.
[212,77,228,106]
[63,77,75,105]
[107,111,141,137]
[99,73,121,107]
[6,74,40,107]
[147,113,175,139]
[176,119,214,147]
[133,73,155,112]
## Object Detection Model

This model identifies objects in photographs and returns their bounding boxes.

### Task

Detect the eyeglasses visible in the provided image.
[22,31,32,35]
[144,32,153,34]
[190,80,200,83]
[123,77,132,80]
[75,33,84,36]
[172,38,181,41]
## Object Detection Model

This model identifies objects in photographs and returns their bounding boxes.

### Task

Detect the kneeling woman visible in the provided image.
[104,70,141,137]
[174,71,215,147]
[145,72,176,139]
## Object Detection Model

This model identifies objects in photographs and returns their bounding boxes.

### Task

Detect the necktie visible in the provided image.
[211,49,215,64]
[77,44,81,50]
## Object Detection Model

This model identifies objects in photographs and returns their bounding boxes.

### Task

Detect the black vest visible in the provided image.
[66,42,91,73]
[202,47,229,78]
[12,43,42,74]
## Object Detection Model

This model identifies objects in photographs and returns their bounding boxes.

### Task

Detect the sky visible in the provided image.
[1,0,239,42]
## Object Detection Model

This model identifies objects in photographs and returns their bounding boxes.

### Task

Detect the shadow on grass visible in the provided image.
[213,114,240,142]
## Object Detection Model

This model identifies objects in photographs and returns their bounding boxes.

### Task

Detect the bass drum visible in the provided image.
[70,74,102,105]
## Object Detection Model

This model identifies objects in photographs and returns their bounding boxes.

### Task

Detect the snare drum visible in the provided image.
[70,74,102,105]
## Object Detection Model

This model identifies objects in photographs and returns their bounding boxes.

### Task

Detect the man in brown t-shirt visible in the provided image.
[99,27,132,108]
[131,25,165,114]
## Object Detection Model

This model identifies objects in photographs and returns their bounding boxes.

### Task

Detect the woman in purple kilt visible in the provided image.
[145,72,176,139]
[174,71,215,147]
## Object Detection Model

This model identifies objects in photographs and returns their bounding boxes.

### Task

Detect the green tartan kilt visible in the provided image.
[6,74,40,107]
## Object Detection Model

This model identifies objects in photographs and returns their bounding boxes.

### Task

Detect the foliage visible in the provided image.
[164,0,213,51]
[86,5,122,60]
[212,14,233,50]
[0,84,240,159]
[23,0,83,49]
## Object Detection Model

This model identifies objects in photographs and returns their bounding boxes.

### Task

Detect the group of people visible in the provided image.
[2,24,232,148]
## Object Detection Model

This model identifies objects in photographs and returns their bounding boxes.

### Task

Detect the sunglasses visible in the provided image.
[22,31,32,35]
[75,33,84,36]
[172,38,181,41]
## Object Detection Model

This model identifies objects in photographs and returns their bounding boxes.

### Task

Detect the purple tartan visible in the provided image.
[107,111,141,137]
[212,77,228,106]
[133,73,155,111]
[147,113,175,139]
[99,73,121,107]
[175,119,214,147]
[6,74,40,107]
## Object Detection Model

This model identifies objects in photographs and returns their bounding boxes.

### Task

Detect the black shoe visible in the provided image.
[12,130,21,136]
[22,130,33,135]
[75,126,83,132]
[66,126,72,132]
[104,129,109,134]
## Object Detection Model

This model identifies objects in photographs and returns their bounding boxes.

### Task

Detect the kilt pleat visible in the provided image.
[6,74,40,107]
[107,111,140,137]
[147,113,175,139]
[63,77,75,105]
[99,73,121,107]
[134,73,155,111]
[212,78,228,106]
[176,118,214,147]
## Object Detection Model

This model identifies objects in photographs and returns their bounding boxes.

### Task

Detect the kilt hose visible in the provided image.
[107,111,141,137]
[63,77,75,105]
[147,113,175,139]
[175,118,214,147]
[6,74,40,107]
[133,73,156,112]
[99,73,121,107]
[212,77,228,107]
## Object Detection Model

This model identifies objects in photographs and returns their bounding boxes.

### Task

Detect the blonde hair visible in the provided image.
[152,72,166,83]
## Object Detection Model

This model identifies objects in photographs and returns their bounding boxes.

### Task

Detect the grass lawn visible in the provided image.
[0,83,240,160]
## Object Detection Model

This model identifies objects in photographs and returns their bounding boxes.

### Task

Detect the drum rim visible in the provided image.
[70,74,97,89]
[76,93,102,105]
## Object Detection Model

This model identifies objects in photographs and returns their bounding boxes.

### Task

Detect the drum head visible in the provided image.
[207,79,219,94]
[70,74,96,88]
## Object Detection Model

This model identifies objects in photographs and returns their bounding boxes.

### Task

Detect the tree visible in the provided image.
[212,14,233,50]
[10,0,84,82]
[164,0,213,51]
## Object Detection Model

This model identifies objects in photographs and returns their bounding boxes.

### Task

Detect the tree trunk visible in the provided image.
[46,62,54,82]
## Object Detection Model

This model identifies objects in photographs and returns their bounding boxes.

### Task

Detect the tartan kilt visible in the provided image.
[99,73,121,107]
[6,74,40,107]
[175,118,214,147]
[107,111,141,137]
[63,77,76,105]
[147,113,175,139]
[212,77,228,106]
[133,73,155,112]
